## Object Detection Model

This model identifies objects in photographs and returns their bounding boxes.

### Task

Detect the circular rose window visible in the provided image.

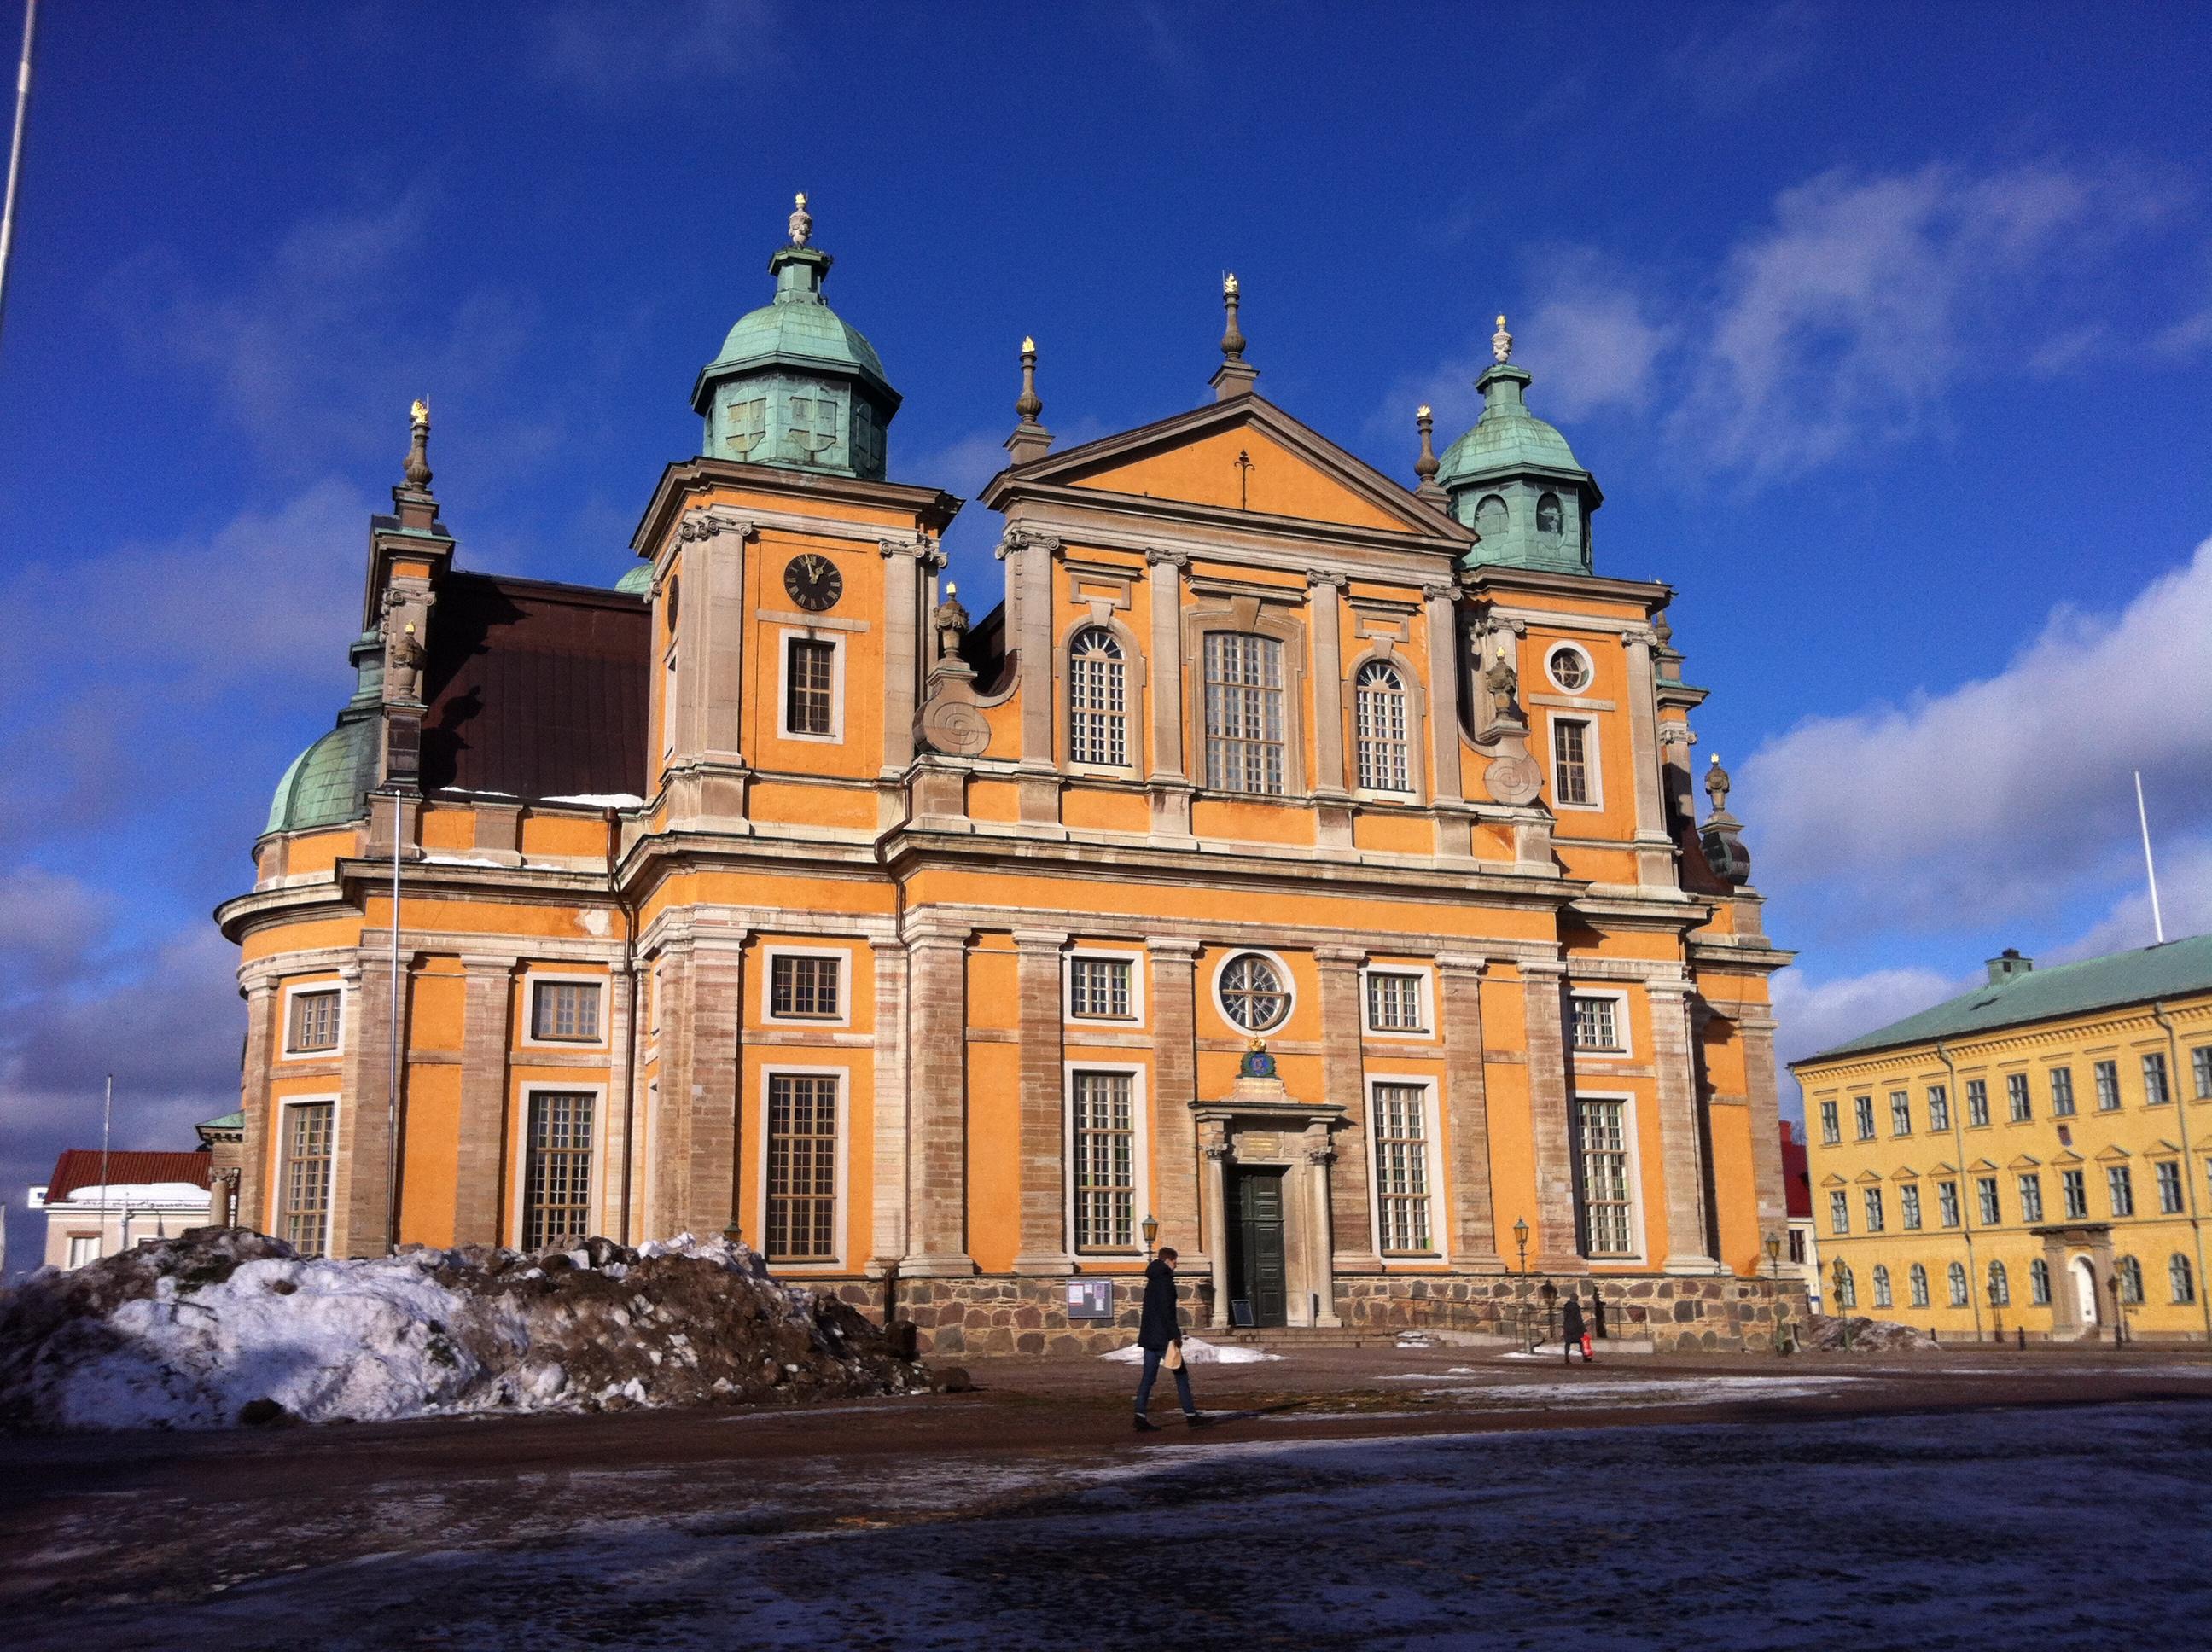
[1217,952,1290,1032]
[1546,644,1592,693]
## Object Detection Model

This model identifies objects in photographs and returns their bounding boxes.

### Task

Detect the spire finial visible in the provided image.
[404,396,432,491]
[1220,271,1246,363]
[1704,752,1731,811]
[789,190,812,247]
[1211,271,1260,400]
[1413,404,1445,502]
[1492,313,1513,364]
[1016,336,1043,422]
[1004,335,1052,462]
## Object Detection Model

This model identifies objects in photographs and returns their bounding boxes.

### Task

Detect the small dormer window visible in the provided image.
[1475,494,1508,540]
[1537,492,1563,536]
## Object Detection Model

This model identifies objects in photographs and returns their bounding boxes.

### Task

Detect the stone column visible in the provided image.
[1649,978,1720,1272]
[1520,958,1586,1273]
[1423,582,1464,805]
[1621,627,1674,886]
[1012,929,1075,1274]
[1437,955,1504,1269]
[1307,572,1348,794]
[904,926,976,1275]
[1202,1132,1232,1327]
[879,539,926,777]
[451,955,516,1248]
[1314,945,1379,1270]
[1148,937,1206,1269]
[865,939,911,1277]
[235,974,278,1232]
[683,928,748,1241]
[1305,1125,1342,1327]
[331,957,396,1258]
[1739,1007,1789,1260]
[2043,1235,2080,1338]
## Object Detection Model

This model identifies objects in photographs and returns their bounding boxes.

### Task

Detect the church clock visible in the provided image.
[783,553,843,613]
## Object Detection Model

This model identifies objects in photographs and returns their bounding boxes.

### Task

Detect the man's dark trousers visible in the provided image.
[1136,1345,1196,1417]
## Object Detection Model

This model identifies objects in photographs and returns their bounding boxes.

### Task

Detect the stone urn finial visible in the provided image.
[404,397,432,491]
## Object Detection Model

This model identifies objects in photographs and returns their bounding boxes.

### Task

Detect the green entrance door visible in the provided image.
[1230,1168,1289,1328]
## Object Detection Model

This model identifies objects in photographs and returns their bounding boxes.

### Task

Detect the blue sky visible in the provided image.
[3,2,2210,1269]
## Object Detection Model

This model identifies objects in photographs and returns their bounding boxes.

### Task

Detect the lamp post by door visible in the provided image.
[1765,1231,1788,1355]
[1142,1213,1160,1264]
[1513,1219,1532,1353]
[1831,1254,1853,1352]
[1988,1277,2004,1345]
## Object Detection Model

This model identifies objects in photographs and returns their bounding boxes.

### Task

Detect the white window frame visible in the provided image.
[1829,1189,1850,1235]
[510,1081,607,1250]
[2156,1159,2183,1215]
[1365,1073,1451,1265]
[1889,1090,1912,1137]
[2005,1071,2032,1122]
[776,626,847,743]
[277,979,346,1062]
[1567,987,1632,1058]
[1359,964,1435,1040]
[1547,713,1603,811]
[1062,1061,1152,1255]
[1863,1185,1886,1232]
[276,1092,341,1259]
[1066,625,1132,773]
[1211,948,1296,1037]
[1543,641,1596,695]
[1352,659,1414,794]
[1900,1181,1924,1230]
[2017,1172,2044,1224]
[1947,1260,1969,1306]
[1819,1099,1839,1146]
[521,971,610,1050]
[760,945,853,1028]
[756,1062,850,1271]
[1573,1089,1648,1264]
[1064,946,1145,1027]
[1910,1263,1930,1307]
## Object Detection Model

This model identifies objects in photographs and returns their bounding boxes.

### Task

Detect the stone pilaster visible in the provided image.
[1423,582,1464,805]
[1739,1008,1789,1256]
[330,957,396,1259]
[451,955,516,1248]
[235,975,279,1232]
[1437,955,1504,1269]
[1621,626,1676,886]
[1649,977,1719,1272]
[601,965,636,1243]
[1145,550,1195,842]
[866,939,911,1276]
[1314,945,1379,1269]
[879,539,927,777]
[1307,572,1348,795]
[683,929,748,1240]
[1012,929,1075,1274]
[904,926,975,1275]
[1006,530,1057,765]
[1147,937,1206,1268]
[679,509,752,765]
[1304,1123,1342,1326]
[648,948,692,1242]
[1520,958,1586,1273]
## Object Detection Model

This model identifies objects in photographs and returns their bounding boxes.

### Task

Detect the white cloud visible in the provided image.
[1772,962,1967,1099]
[2051,832,2212,963]
[530,0,784,96]
[1662,2,1825,114]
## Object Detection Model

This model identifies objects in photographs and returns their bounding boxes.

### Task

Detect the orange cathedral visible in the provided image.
[216,201,1796,1352]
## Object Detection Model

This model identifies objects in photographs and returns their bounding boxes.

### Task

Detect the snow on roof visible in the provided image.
[43,1149,212,1203]
[55,1182,212,1207]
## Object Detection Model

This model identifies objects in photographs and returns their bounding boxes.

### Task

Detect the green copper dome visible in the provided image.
[1435,363,1585,486]
[614,562,652,596]
[265,631,383,835]
[1437,342,1601,574]
[690,200,901,480]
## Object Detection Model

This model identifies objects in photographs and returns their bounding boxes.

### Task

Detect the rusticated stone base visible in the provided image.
[826,1270,1808,1356]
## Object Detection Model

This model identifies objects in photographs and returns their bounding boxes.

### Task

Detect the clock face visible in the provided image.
[783,553,843,613]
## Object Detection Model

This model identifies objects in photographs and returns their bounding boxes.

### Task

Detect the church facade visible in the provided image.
[216,201,1796,1352]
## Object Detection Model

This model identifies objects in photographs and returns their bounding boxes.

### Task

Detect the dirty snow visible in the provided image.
[1098,1337,1284,1364]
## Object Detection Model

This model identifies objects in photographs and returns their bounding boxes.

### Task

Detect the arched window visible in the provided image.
[2172,1253,2197,1305]
[1475,493,1508,541]
[1202,631,1286,794]
[1947,1261,1969,1306]
[1909,1263,1930,1307]
[1353,661,1412,792]
[1836,1264,1856,1309]
[2117,1254,2145,1304]
[1988,1260,2010,1307]
[1536,492,1563,536]
[1871,1265,1892,1308]
[1217,952,1290,1033]
[1068,626,1127,766]
[2030,1258,2051,1305]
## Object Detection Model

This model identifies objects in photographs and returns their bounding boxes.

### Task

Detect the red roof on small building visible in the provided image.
[42,1149,212,1203]
[1778,1121,1811,1219]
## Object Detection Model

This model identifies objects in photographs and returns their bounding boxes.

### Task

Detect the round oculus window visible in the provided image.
[1546,645,1592,693]
[1218,952,1289,1032]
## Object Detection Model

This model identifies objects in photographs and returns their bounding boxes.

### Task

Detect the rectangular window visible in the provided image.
[1863,1187,1885,1232]
[1070,957,1135,1021]
[1854,1096,1875,1140]
[2194,1046,2212,1100]
[1071,1071,1136,1251]
[1570,994,1621,1051]
[532,980,602,1042]
[1926,1085,1950,1132]
[2062,1168,2087,1219]
[2143,1052,2171,1106]
[2049,1067,2075,1116]
[2107,1164,2134,1219]
[287,988,341,1053]
[1575,1099,1633,1256]
[1068,634,1128,767]
[1376,1084,1436,1254]
[1788,1228,1807,1263]
[2157,1160,2183,1216]
[67,1235,101,1269]
[1901,1184,1923,1230]
[279,1101,335,1258]
[784,637,836,737]
[1889,1091,1912,1136]
[521,1091,594,1251]
[1976,1176,2000,1226]
[1366,972,1426,1033]
[2094,1060,2120,1111]
[1819,1100,1840,1146]
[1937,1180,1960,1229]
[1353,667,1411,792]
[769,954,841,1020]
[1551,718,1593,807]
[1965,1080,1989,1128]
[765,1073,839,1262]
[2017,1173,2044,1224]
[1828,1190,1850,1236]
[1202,631,1286,794]
[2005,1073,2031,1123]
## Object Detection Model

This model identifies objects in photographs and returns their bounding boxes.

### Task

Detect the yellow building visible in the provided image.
[216,202,1796,1352]
[1794,937,2212,1343]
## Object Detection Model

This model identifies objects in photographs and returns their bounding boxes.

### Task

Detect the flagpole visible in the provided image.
[0,0,38,354]
[98,1071,112,1257]
[2135,771,2165,945]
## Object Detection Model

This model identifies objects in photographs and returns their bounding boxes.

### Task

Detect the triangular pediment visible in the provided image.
[1854,1169,1885,1184]
[2052,1149,2085,1165]
[1820,1172,1847,1188]
[2008,1154,2043,1170]
[987,395,1466,539]
[2094,1143,2132,1161]
[1969,1156,2000,1172]
[1890,1165,1920,1182]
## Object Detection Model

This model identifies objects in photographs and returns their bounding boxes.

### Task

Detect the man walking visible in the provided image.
[1134,1247,1206,1430]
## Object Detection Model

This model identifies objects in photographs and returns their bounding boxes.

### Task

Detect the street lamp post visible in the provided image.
[1513,1218,1532,1353]
[1988,1278,2005,1345]
[1832,1254,1853,1352]
[1765,1231,1787,1355]
[1141,1213,1160,1263]
[2109,1273,2129,1347]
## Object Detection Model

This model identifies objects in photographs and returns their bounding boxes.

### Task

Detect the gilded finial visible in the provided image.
[789,190,812,247]
[1492,313,1513,364]
[403,395,433,491]
[1016,336,1043,424]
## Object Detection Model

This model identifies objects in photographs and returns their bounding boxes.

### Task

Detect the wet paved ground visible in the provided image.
[5,1344,2210,1649]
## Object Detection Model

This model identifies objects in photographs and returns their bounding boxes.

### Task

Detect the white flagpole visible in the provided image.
[2136,770,2165,945]
[0,0,38,354]
[98,1071,113,1257]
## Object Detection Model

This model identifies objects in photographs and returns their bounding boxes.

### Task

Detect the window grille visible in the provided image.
[1576,1099,1634,1255]
[1219,953,1289,1032]
[1819,1101,1839,1145]
[1551,718,1592,806]
[2143,1053,2171,1106]
[2006,1073,2031,1122]
[1571,995,1621,1051]
[1976,1177,2000,1226]
[1829,1190,1850,1235]
[1837,1265,1857,1308]
[765,1073,838,1261]
[2108,1165,2135,1218]
[2030,1259,2050,1305]
[288,988,341,1052]
[1068,627,1128,766]
[1374,1084,1434,1254]
[522,1091,594,1251]
[770,954,841,1019]
[2017,1173,2043,1224]
[1366,972,1424,1032]
[1965,1080,1988,1127]
[1926,1085,1950,1131]
[1202,631,1285,794]
[2049,1066,2075,1116]
[1890,1091,1912,1135]
[1864,1187,1885,1232]
[1854,1096,1875,1140]
[1901,1184,1923,1230]
[1353,661,1412,791]
[2157,1160,2183,1215]
[1872,1265,1893,1308]
[280,1102,335,1257]
[2193,1046,2212,1099]
[785,637,835,736]
[533,980,602,1041]
[1069,957,1134,1020]
[1071,1071,1136,1250]
[1910,1264,1930,1307]
[2093,1060,2120,1110]
[1937,1180,1960,1228]
[2061,1168,2087,1219]
[2173,1254,2197,1306]
[1947,1262,1969,1306]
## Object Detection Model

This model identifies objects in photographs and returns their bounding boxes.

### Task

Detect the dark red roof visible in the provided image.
[419,572,649,801]
[44,1149,212,1203]
[1779,1121,1812,1219]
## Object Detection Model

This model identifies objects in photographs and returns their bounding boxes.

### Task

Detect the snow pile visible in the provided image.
[1100,1338,1284,1365]
[1804,1312,1941,1352]
[0,1228,930,1432]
